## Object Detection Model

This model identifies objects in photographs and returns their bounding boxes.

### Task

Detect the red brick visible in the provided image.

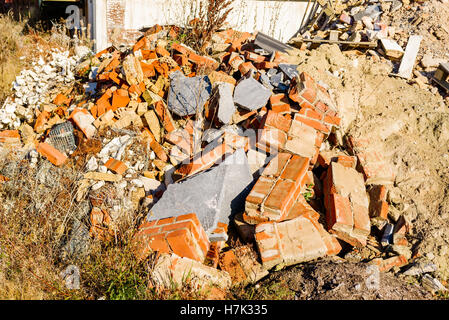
[229,55,244,70]
[352,204,371,236]
[263,179,296,215]
[223,131,249,151]
[174,143,233,178]
[372,255,408,272]
[165,129,193,155]
[256,127,287,153]
[90,207,114,242]
[327,193,353,234]
[323,114,341,127]
[262,153,292,177]
[140,61,156,78]
[37,142,67,166]
[243,51,266,63]
[53,93,71,106]
[105,158,128,175]
[299,107,324,121]
[132,213,209,262]
[300,84,317,104]
[336,155,357,168]
[270,93,290,109]
[294,114,331,134]
[255,61,279,69]
[70,108,97,139]
[34,110,50,133]
[246,176,275,207]
[141,49,158,60]
[156,45,170,57]
[238,61,256,75]
[154,101,176,133]
[188,52,219,71]
[0,130,20,144]
[255,215,340,269]
[280,155,309,183]
[166,229,202,261]
[150,139,169,162]
[171,42,191,56]
[111,92,130,109]
[219,250,247,284]
[262,110,292,133]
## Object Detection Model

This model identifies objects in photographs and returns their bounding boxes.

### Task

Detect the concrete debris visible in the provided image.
[380,39,404,59]
[167,71,211,116]
[403,260,438,276]
[1,49,86,130]
[147,148,252,240]
[395,35,423,79]
[421,274,447,294]
[216,82,236,124]
[150,253,232,290]
[1,17,441,293]
[233,77,272,111]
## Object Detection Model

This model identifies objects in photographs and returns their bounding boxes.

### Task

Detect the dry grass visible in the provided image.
[0,148,209,300]
[0,13,27,106]
[0,149,79,299]
[0,13,93,106]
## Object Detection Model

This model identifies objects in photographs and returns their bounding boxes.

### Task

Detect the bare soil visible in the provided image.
[240,257,432,300]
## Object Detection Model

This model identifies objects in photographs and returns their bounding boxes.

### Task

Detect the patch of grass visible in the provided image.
[233,279,295,300]
[303,184,314,202]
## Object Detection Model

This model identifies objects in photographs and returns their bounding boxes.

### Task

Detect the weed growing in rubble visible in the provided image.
[303,184,314,202]
[188,0,234,53]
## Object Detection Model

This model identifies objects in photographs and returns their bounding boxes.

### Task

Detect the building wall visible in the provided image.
[91,0,312,52]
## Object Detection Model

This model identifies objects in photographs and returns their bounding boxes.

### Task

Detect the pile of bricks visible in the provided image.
[0,23,412,290]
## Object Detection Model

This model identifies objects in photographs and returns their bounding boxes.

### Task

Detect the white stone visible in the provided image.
[86,157,98,171]
[91,181,105,191]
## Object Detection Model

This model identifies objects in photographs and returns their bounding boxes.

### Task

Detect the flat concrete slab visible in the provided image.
[146,148,253,240]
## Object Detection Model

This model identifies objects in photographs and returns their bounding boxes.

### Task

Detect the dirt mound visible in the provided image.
[284,43,449,281]
[247,258,431,300]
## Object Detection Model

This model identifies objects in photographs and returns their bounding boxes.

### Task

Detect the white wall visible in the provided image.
[90,0,108,52]
[93,0,312,51]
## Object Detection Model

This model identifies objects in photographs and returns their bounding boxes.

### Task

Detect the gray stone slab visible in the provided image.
[279,63,299,80]
[167,70,211,117]
[147,148,253,240]
[259,73,274,90]
[270,72,283,88]
[217,82,235,124]
[233,77,272,111]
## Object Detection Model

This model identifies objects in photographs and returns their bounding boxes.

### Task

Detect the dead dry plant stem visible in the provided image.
[192,0,234,53]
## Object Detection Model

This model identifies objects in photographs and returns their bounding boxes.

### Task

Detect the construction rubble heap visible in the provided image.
[0,3,448,294]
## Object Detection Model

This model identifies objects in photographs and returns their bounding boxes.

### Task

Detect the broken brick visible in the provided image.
[323,162,371,247]
[105,158,128,175]
[255,213,341,269]
[132,213,210,262]
[245,153,310,223]
[37,142,68,166]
